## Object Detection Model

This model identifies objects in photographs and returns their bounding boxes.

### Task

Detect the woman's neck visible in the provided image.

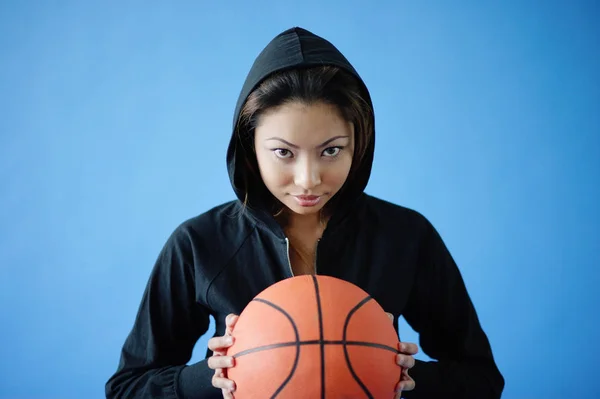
[280,211,326,276]
[280,210,327,238]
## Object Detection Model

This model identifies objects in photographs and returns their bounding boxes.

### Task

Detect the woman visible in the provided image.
[105,27,504,399]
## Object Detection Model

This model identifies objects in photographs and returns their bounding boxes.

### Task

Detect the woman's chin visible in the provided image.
[283,200,327,216]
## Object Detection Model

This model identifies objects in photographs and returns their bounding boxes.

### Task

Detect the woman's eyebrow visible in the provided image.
[265,135,349,148]
[318,135,350,147]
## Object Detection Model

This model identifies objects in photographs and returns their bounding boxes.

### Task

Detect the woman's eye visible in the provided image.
[274,149,293,158]
[323,147,341,157]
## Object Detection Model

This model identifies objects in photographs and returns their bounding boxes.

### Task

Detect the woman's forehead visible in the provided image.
[255,102,354,145]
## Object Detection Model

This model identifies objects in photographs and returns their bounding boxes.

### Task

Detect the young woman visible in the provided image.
[105,27,504,399]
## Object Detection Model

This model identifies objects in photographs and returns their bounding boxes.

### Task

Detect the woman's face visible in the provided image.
[254,101,354,217]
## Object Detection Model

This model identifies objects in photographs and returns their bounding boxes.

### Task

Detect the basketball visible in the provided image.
[225,275,401,398]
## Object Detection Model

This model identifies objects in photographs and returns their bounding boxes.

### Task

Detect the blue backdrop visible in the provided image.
[1,1,598,398]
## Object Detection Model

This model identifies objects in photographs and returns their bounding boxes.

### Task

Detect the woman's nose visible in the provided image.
[294,159,321,190]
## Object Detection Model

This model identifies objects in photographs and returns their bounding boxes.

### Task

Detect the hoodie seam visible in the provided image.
[203,224,258,308]
[294,28,305,61]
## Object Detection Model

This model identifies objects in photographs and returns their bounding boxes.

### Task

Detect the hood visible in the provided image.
[226,27,376,226]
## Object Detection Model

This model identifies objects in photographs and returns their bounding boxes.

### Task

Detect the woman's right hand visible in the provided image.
[208,313,239,399]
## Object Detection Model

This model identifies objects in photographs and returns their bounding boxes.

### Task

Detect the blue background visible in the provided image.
[1,1,598,398]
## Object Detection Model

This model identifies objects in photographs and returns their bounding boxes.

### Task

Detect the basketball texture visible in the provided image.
[225,275,401,398]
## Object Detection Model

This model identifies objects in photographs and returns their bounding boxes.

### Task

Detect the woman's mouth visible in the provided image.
[292,195,322,207]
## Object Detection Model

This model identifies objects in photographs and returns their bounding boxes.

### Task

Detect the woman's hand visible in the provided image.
[207,313,239,399]
[385,312,418,398]
[208,312,415,398]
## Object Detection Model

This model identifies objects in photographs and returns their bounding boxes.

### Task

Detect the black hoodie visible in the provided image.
[105,27,504,399]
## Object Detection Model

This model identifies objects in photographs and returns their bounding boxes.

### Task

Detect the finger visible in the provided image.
[396,354,415,369]
[398,341,419,355]
[385,312,394,322]
[211,372,236,392]
[393,375,409,399]
[396,380,415,393]
[225,314,239,337]
[398,369,416,391]
[213,367,225,389]
[226,314,239,328]
[214,360,235,398]
[397,376,416,392]
[208,355,235,370]
[207,335,235,351]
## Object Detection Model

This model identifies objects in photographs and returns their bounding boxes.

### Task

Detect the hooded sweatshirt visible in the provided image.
[105,27,504,399]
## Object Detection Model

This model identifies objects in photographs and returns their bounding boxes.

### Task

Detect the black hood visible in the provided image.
[225,27,376,229]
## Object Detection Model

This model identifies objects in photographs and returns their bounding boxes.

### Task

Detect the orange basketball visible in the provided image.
[225,275,401,398]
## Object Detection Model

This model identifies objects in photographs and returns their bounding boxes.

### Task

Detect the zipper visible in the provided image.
[285,237,294,277]
[285,237,321,277]
[314,238,320,275]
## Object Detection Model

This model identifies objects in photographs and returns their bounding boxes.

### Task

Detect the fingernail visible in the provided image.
[226,336,233,344]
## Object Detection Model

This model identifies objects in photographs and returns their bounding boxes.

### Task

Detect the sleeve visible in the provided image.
[401,219,505,399]
[105,226,221,399]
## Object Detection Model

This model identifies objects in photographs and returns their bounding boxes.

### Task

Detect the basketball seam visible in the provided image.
[311,275,326,399]
[249,298,301,399]
[232,340,397,358]
[343,295,374,399]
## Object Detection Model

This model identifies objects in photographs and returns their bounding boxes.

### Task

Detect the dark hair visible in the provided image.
[235,65,374,216]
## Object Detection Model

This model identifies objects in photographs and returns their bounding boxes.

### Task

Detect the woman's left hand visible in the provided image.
[385,312,418,397]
